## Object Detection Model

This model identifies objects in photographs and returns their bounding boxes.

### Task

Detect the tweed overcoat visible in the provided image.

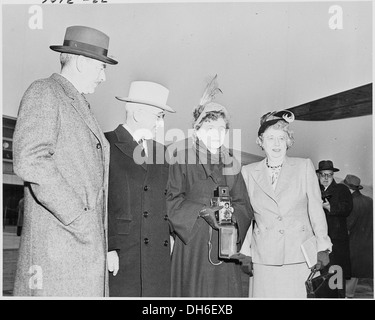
[105,125,171,297]
[13,73,110,297]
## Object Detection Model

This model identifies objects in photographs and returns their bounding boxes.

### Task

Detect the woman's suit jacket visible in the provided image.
[241,156,332,265]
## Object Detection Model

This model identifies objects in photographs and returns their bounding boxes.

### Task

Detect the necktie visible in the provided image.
[138,139,148,157]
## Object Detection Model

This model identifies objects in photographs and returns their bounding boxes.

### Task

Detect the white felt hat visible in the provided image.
[116,81,175,113]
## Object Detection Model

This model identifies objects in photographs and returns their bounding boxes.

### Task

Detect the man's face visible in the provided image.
[135,104,165,139]
[319,170,334,188]
[80,57,106,94]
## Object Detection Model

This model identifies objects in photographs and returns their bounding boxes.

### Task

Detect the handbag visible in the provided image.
[305,267,339,298]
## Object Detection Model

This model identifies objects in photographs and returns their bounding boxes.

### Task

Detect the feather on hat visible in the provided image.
[193,75,228,128]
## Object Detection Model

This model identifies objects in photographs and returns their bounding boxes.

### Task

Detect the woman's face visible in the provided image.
[196,118,227,152]
[261,127,288,161]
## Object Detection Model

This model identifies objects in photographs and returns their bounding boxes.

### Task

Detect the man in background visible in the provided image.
[343,174,373,298]
[316,160,353,298]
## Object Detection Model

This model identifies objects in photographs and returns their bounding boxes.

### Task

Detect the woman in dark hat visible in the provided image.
[240,110,332,298]
[166,76,253,297]
[316,160,353,298]
[343,175,373,298]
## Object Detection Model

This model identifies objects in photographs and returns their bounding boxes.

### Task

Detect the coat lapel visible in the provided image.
[51,73,104,145]
[114,125,147,171]
[251,159,277,203]
[274,156,295,198]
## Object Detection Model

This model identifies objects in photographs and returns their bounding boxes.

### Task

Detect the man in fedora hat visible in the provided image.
[343,174,373,298]
[13,26,118,297]
[105,81,175,297]
[316,160,353,298]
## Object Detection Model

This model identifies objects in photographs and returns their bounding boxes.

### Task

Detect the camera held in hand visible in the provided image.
[211,186,238,259]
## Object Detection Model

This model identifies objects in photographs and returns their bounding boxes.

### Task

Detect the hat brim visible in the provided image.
[316,168,340,173]
[343,182,363,190]
[115,97,176,113]
[50,45,118,65]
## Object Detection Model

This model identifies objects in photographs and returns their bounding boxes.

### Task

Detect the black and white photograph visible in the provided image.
[1,0,373,304]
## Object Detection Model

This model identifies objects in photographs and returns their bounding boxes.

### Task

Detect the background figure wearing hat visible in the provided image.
[343,175,373,298]
[105,81,175,297]
[12,26,117,297]
[240,110,332,298]
[316,160,353,298]
[166,76,253,297]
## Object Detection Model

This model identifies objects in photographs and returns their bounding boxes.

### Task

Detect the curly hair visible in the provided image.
[256,120,294,149]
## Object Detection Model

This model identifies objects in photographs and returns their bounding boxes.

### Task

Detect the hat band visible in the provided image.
[63,40,108,56]
[345,182,361,189]
[258,119,286,136]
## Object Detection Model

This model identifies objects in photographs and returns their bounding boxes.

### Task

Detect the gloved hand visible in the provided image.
[315,250,330,270]
[199,205,222,230]
[230,253,253,276]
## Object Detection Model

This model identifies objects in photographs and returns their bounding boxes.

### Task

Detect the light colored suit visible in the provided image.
[13,73,110,296]
[241,156,332,266]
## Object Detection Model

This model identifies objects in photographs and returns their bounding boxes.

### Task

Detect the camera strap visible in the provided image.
[208,226,223,266]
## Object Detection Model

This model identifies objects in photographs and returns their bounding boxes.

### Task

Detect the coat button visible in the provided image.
[96,143,101,149]
[144,185,149,191]
[164,189,168,195]
[277,216,282,221]
[143,211,149,218]
[164,240,169,246]
[144,238,149,244]
[279,230,284,234]
[164,214,168,221]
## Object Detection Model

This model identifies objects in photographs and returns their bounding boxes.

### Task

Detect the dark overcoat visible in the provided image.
[13,73,110,297]
[166,139,253,297]
[105,125,171,297]
[347,190,373,278]
[320,179,353,278]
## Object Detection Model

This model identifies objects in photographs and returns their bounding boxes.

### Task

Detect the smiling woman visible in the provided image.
[166,76,253,297]
[240,110,333,298]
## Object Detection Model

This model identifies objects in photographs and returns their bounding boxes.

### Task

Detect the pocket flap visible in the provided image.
[116,218,132,235]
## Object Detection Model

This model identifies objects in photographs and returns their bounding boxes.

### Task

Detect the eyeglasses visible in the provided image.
[319,173,334,179]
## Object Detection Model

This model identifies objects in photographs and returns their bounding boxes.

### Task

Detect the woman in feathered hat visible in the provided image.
[166,76,253,297]
[240,110,332,298]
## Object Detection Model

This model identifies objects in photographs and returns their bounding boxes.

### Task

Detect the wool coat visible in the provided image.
[13,73,110,297]
[320,179,353,278]
[166,139,253,297]
[347,190,373,278]
[105,125,171,297]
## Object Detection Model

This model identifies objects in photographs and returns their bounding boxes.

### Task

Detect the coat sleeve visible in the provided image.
[166,163,206,245]
[13,80,87,226]
[106,135,120,252]
[305,159,333,252]
[327,184,353,217]
[230,171,254,246]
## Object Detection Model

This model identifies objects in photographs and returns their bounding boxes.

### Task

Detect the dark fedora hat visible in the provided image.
[50,26,118,65]
[316,160,340,173]
[342,174,363,190]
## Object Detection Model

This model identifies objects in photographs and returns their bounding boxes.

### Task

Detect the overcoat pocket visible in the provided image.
[116,218,132,235]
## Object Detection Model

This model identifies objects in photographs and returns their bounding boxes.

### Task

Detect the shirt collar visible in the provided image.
[122,123,144,143]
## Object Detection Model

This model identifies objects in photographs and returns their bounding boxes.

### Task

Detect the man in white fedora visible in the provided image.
[105,81,176,297]
[13,26,118,297]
